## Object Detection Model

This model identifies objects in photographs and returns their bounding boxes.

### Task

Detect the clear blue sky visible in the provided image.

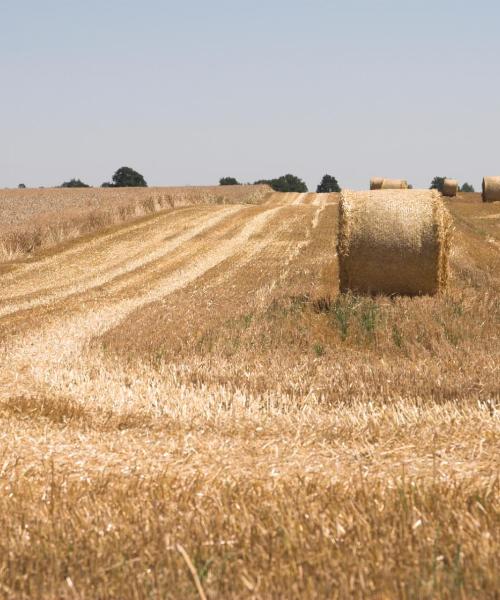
[1,0,499,190]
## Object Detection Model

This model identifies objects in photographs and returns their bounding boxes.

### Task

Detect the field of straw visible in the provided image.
[0,188,498,599]
[0,185,270,261]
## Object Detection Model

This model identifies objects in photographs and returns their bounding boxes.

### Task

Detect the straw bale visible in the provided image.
[370,177,384,190]
[380,179,408,189]
[482,177,500,202]
[337,190,452,296]
[442,179,458,197]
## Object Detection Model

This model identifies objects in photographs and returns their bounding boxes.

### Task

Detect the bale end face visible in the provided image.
[482,177,500,202]
[442,179,458,197]
[337,190,453,296]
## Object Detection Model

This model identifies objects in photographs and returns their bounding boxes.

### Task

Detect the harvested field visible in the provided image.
[0,191,499,599]
[0,185,271,261]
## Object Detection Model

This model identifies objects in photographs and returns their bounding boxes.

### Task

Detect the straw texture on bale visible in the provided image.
[442,179,458,197]
[337,190,453,296]
[482,177,500,202]
[380,179,408,190]
[370,177,384,190]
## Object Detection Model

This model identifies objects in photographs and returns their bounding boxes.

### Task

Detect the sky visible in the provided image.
[1,0,499,191]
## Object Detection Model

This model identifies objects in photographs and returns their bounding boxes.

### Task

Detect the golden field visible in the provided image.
[0,188,498,599]
[0,185,270,261]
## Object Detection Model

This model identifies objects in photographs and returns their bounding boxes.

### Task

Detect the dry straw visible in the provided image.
[482,176,500,202]
[442,179,458,197]
[380,179,409,189]
[337,189,453,296]
[370,177,384,190]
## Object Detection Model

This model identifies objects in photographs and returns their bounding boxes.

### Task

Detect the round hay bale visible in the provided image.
[442,178,458,197]
[380,179,408,189]
[482,177,500,202]
[337,190,453,296]
[370,177,384,190]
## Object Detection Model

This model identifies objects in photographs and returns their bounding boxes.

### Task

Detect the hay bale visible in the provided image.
[337,190,452,296]
[380,179,408,189]
[442,179,458,197]
[482,177,500,202]
[370,177,384,190]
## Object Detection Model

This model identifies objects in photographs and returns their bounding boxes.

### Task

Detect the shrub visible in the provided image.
[254,174,307,193]
[219,177,240,186]
[430,176,447,192]
[61,178,89,188]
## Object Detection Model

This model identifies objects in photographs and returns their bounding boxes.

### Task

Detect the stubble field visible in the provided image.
[0,184,270,261]
[0,188,498,599]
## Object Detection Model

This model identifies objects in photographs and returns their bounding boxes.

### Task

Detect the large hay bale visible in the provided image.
[337,190,452,296]
[442,178,458,197]
[370,177,384,190]
[380,179,408,189]
[482,177,500,202]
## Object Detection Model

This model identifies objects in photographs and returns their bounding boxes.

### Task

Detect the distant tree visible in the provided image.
[61,178,89,188]
[407,184,414,189]
[219,177,240,186]
[460,182,475,193]
[273,174,308,193]
[101,182,114,188]
[111,166,147,187]
[18,183,26,189]
[254,174,307,193]
[316,174,341,193]
[430,176,447,192]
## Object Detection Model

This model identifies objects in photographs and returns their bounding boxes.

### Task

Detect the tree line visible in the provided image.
[221,175,475,193]
[15,168,475,193]
[17,167,148,190]
[220,174,340,193]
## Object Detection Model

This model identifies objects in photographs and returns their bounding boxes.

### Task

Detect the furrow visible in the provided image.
[0,206,242,318]
[0,206,284,401]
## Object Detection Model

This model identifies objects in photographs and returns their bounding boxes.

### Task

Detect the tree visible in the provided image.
[272,174,308,193]
[219,177,240,186]
[460,182,475,193]
[316,174,341,193]
[18,183,26,189]
[254,174,307,193]
[61,178,89,188]
[110,166,147,187]
[430,176,447,192]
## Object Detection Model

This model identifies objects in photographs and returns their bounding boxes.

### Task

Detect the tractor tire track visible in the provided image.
[0,204,289,403]
[0,206,242,318]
